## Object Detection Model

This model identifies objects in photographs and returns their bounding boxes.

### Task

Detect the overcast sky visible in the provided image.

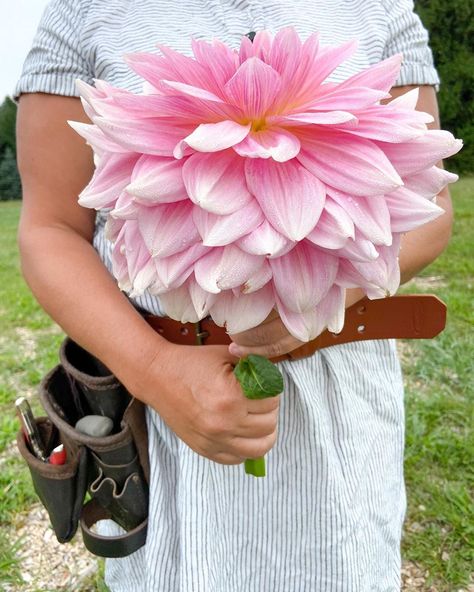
[0,0,50,98]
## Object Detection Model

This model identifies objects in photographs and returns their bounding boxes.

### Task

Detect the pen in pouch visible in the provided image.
[15,397,48,462]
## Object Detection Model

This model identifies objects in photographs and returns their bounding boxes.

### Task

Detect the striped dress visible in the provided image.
[15,1,439,590]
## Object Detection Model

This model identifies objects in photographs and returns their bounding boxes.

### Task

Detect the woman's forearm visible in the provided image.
[398,187,453,284]
[18,223,171,396]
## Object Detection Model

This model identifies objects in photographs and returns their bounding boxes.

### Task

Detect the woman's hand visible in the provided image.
[228,309,304,359]
[228,288,365,359]
[135,342,280,465]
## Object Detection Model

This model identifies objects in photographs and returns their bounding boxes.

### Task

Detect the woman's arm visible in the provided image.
[229,85,453,358]
[17,93,280,465]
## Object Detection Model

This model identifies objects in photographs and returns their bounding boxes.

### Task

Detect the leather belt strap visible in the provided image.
[80,498,148,558]
[145,294,446,363]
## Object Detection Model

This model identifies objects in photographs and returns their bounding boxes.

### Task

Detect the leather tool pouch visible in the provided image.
[17,338,150,558]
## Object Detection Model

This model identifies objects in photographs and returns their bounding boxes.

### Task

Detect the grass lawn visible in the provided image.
[0,180,473,590]
[399,177,474,588]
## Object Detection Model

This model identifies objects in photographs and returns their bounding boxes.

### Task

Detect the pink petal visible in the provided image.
[79,153,138,209]
[238,35,256,64]
[268,29,313,111]
[297,131,403,197]
[270,241,338,313]
[308,40,359,89]
[156,44,219,93]
[137,200,200,258]
[304,86,389,111]
[158,282,199,323]
[267,27,304,79]
[110,223,132,292]
[241,260,273,294]
[111,190,138,220]
[194,245,264,293]
[402,166,458,198]
[104,215,124,241]
[68,121,128,155]
[333,232,379,262]
[123,52,174,91]
[338,53,402,94]
[329,190,392,246]
[282,39,358,110]
[378,130,463,176]
[174,120,251,158]
[210,285,275,334]
[188,277,217,319]
[238,31,273,64]
[245,158,326,241]
[247,31,273,62]
[193,200,264,246]
[111,92,229,123]
[388,87,420,111]
[191,38,238,88]
[385,186,444,232]
[237,220,294,258]
[125,47,216,96]
[275,284,345,342]
[93,115,193,157]
[323,286,346,334]
[127,156,187,204]
[160,79,225,103]
[153,243,209,291]
[337,235,401,299]
[233,127,301,162]
[306,198,355,249]
[338,107,426,143]
[130,259,157,297]
[224,57,282,119]
[111,220,152,293]
[182,150,252,214]
[272,111,357,126]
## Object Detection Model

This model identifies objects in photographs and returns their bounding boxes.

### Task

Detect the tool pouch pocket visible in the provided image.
[17,337,150,557]
[16,417,88,543]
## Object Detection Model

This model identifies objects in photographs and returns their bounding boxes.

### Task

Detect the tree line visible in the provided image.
[0,1,472,200]
[0,97,21,200]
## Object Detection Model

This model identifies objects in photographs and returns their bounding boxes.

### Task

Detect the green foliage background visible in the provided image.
[415,0,474,174]
[0,97,21,201]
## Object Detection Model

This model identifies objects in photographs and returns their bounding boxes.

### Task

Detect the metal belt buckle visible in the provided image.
[194,320,210,345]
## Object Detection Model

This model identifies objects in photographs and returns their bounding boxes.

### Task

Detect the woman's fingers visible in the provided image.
[228,432,278,460]
[239,408,280,437]
[245,395,281,414]
[229,314,304,358]
[230,316,285,347]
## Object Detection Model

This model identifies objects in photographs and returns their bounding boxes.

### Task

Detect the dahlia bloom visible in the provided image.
[71,28,461,341]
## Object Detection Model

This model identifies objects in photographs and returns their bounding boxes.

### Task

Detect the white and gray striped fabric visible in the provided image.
[16,1,438,590]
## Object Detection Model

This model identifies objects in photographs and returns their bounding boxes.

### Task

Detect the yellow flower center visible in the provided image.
[251,118,267,133]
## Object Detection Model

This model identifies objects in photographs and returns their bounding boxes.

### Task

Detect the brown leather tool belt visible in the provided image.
[144,294,447,361]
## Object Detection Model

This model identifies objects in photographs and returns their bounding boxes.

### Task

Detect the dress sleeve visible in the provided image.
[380,0,440,88]
[13,0,94,100]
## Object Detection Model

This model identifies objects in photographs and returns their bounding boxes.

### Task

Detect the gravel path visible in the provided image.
[5,504,473,591]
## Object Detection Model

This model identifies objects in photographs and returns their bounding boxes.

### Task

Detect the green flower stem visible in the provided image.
[244,457,266,477]
[233,354,284,478]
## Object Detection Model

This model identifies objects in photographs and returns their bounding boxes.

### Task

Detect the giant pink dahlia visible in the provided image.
[71,28,462,341]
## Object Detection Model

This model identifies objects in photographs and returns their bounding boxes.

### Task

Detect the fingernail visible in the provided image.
[229,343,243,357]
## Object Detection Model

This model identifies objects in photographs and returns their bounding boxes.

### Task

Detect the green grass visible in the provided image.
[0,182,473,590]
[399,177,474,589]
[0,201,65,589]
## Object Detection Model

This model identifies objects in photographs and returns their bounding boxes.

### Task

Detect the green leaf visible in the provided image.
[233,354,284,400]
